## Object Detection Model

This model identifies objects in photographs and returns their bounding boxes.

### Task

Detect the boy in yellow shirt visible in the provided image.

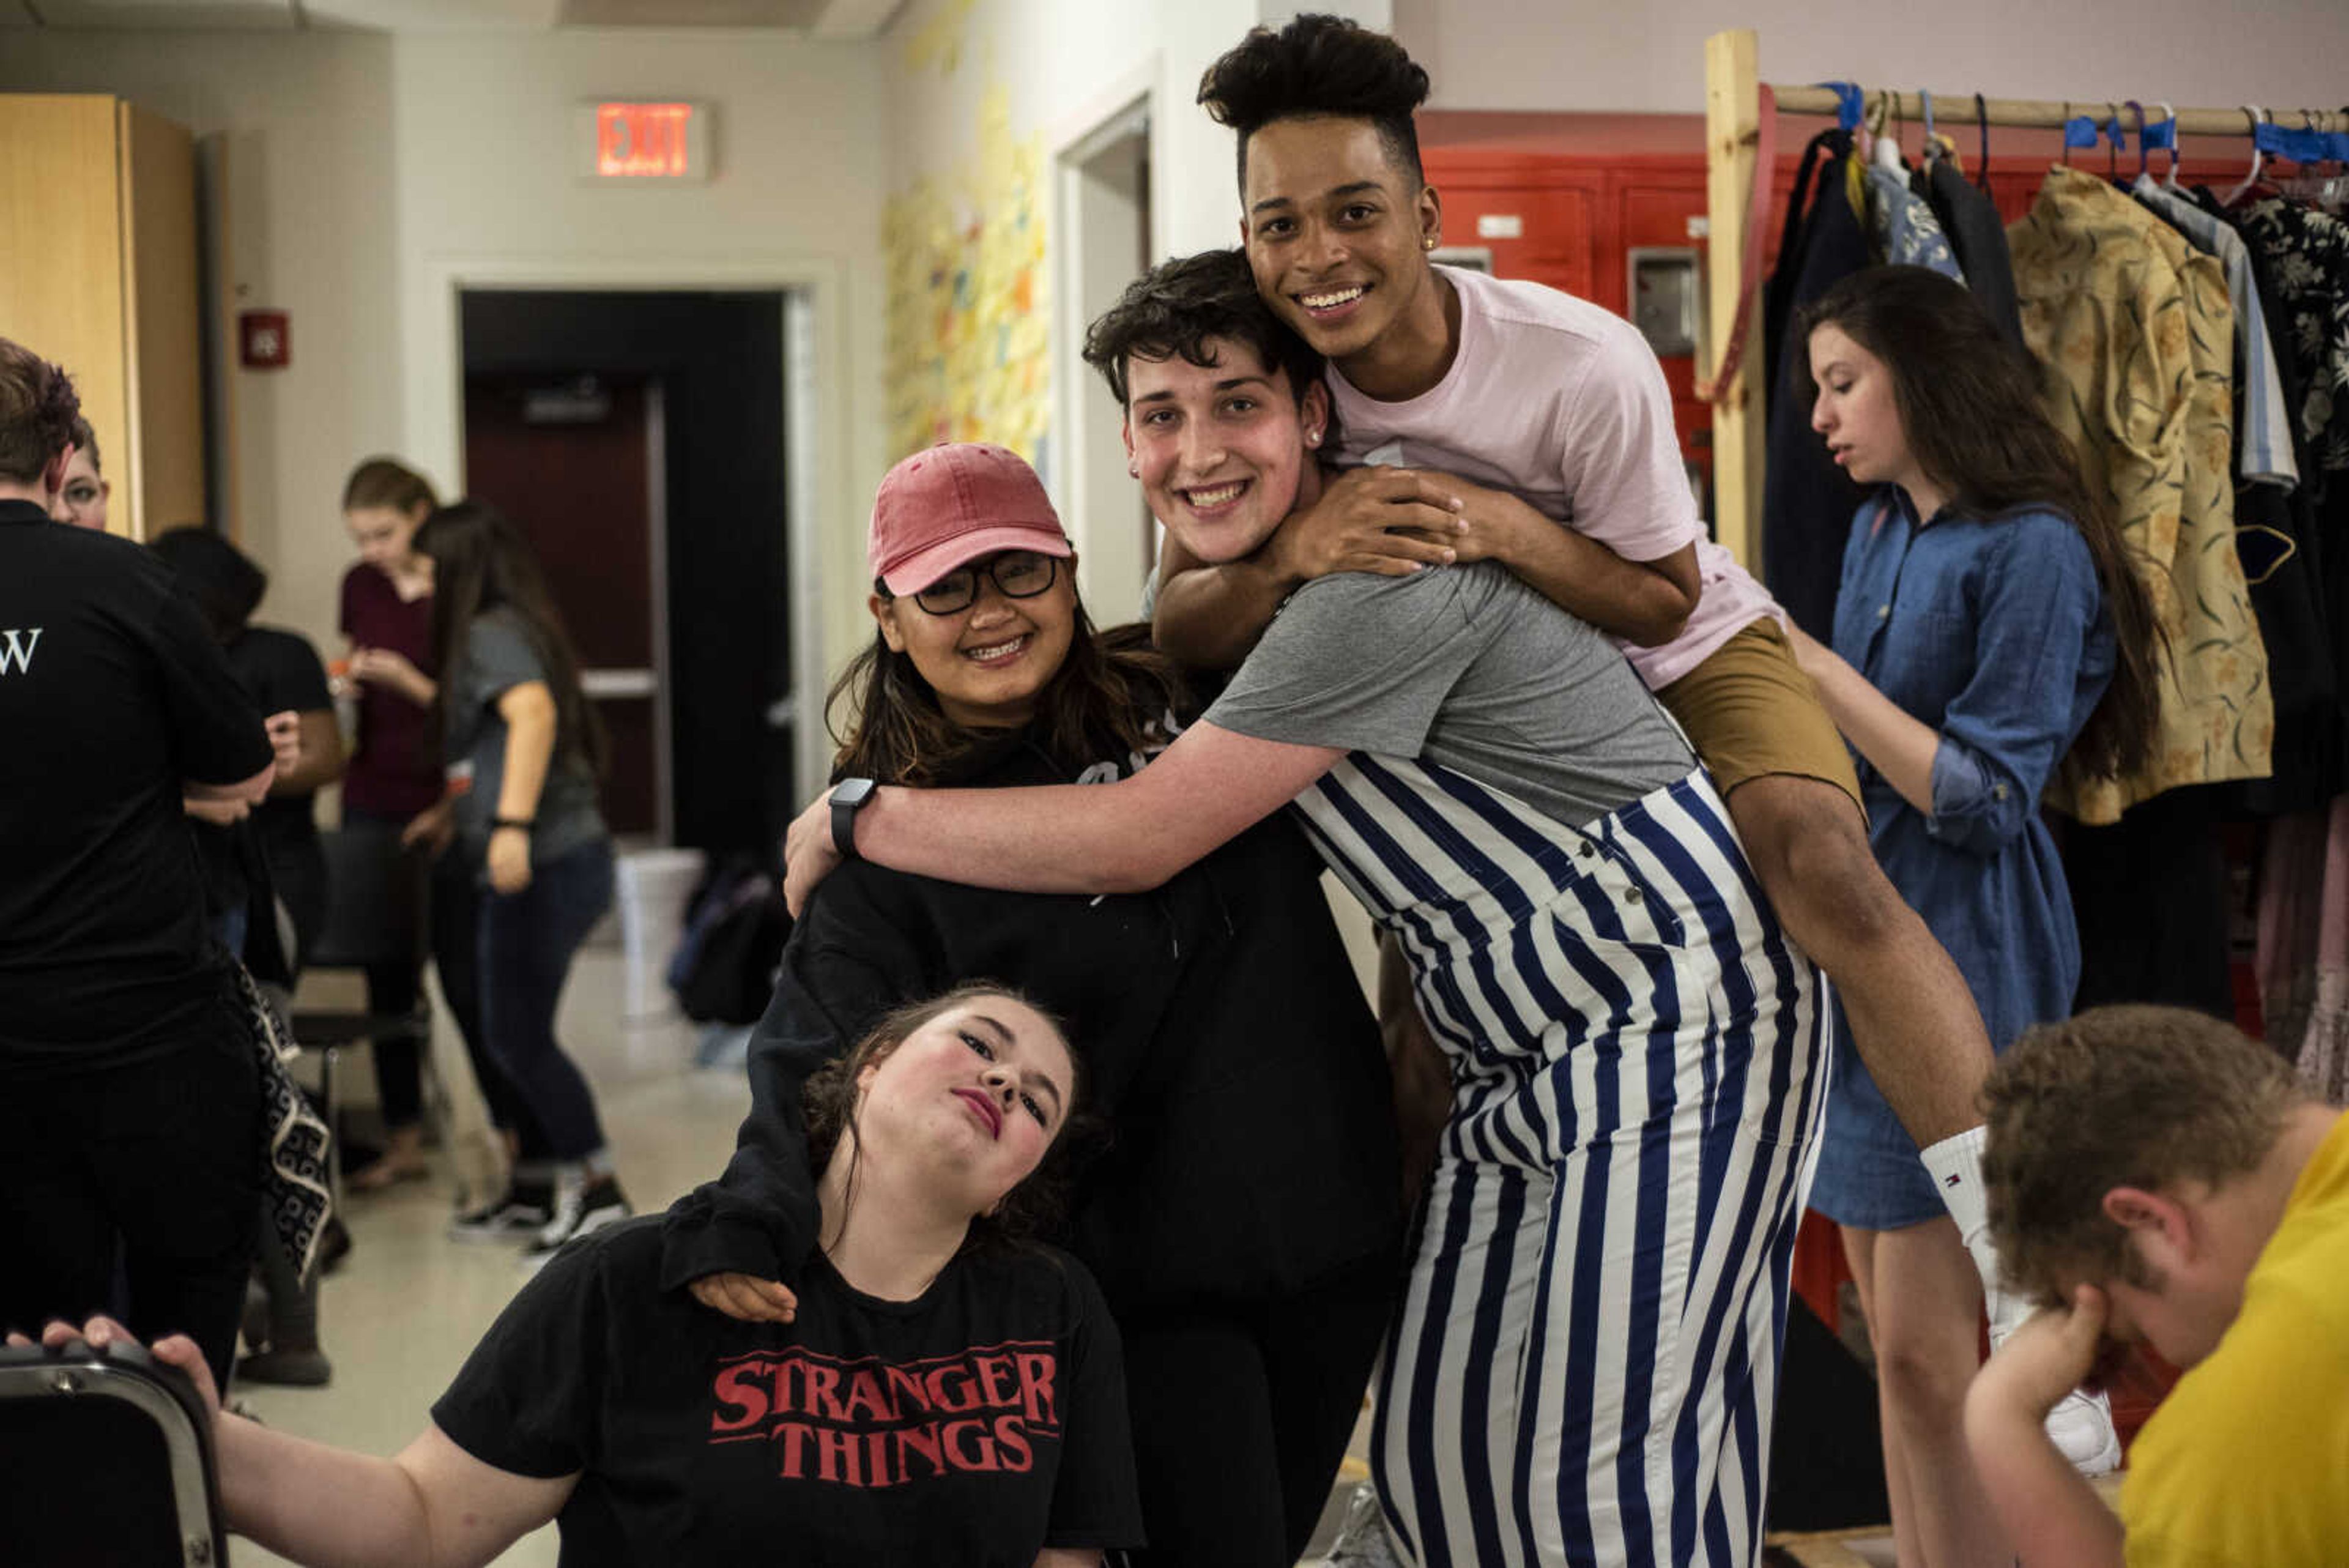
[1965,1005,2348,1566]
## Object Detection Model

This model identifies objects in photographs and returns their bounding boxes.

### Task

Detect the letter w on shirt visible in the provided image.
[0,628,40,675]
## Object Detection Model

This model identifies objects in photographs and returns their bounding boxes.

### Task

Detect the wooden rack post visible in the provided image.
[1704,28,1765,572]
[1700,24,2348,574]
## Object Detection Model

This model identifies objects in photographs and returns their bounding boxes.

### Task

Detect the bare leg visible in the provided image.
[1726,775,1992,1147]
[1849,1217,2011,1568]
[1840,1227,1924,1568]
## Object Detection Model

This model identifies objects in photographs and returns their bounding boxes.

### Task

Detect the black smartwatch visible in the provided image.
[829,778,878,859]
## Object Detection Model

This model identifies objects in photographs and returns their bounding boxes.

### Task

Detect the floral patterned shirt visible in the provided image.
[2009,166,2273,822]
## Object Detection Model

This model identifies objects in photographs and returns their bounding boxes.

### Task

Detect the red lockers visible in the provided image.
[1421,138,2256,529]
[1420,149,1729,510]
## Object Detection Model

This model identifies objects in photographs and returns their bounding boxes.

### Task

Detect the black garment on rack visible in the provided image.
[1762,128,1869,641]
[2176,186,2342,814]
[1918,158,2028,353]
[2060,786,2238,1022]
[2217,191,2349,803]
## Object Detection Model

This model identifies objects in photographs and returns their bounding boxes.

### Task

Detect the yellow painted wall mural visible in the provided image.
[884,69,1051,479]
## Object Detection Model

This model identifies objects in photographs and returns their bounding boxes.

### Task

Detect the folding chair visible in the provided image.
[287,821,441,1207]
[0,1337,229,1566]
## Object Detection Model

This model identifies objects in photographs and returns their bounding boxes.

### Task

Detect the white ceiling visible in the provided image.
[1,0,905,32]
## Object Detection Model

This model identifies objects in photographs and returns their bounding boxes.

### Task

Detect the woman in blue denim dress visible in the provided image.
[1780,267,2164,1568]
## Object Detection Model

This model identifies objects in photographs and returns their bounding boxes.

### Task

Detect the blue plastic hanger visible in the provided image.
[1814,82,1866,133]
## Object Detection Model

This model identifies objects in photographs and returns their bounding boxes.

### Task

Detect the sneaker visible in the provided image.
[1988,1280,2123,1477]
[237,1345,333,1388]
[521,1175,631,1270]
[447,1180,554,1243]
[2044,1387,2123,1476]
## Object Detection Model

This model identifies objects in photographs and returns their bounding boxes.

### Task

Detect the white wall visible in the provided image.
[385,29,891,763]
[2,28,892,771]
[1392,0,2349,119]
[1,31,401,665]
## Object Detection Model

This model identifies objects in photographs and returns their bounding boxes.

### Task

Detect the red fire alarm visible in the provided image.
[239,310,290,370]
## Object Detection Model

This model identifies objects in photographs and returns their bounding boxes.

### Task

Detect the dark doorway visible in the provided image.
[459,291,790,855]
[464,374,662,836]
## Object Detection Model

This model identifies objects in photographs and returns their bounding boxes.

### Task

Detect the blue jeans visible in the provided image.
[476,837,615,1163]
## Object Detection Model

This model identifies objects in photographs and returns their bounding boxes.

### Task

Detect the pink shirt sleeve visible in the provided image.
[1554,324,1702,566]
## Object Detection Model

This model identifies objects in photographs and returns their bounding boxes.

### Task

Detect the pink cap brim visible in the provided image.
[878,525,1073,596]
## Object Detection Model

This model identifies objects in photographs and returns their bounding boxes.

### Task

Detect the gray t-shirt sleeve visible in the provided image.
[1203,570,1487,757]
[462,614,547,712]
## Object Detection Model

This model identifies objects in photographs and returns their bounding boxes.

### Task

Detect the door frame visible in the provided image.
[412,255,840,814]
[1050,64,1157,625]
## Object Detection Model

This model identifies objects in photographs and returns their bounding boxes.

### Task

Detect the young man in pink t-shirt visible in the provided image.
[1152,13,2118,1484]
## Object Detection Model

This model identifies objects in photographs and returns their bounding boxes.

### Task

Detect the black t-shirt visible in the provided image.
[195,626,334,931]
[228,626,331,861]
[431,1217,1144,1567]
[0,503,273,1072]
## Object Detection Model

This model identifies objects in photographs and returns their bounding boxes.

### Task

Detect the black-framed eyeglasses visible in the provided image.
[885,551,1059,616]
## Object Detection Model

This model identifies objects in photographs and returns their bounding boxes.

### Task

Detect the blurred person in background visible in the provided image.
[151,522,347,1388]
[414,500,628,1263]
[336,456,494,1193]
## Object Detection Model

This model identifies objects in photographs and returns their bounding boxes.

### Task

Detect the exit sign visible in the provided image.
[577,101,714,182]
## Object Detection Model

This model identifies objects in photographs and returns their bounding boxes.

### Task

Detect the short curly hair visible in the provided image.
[1082,248,1332,441]
[1982,1005,2310,1306]
[1197,12,1430,195]
[0,338,82,485]
[805,983,1088,1253]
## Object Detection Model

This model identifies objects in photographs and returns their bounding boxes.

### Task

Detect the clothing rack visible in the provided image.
[1699,26,2348,568]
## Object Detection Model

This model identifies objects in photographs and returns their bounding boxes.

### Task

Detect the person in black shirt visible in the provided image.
[663,442,1401,1567]
[150,523,347,1388]
[23,987,1145,1568]
[150,524,345,971]
[0,340,282,1391]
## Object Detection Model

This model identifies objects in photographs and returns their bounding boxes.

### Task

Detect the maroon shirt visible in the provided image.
[338,563,442,817]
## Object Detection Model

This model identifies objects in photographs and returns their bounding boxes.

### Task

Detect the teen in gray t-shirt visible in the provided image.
[446,608,606,863]
[1204,562,1693,830]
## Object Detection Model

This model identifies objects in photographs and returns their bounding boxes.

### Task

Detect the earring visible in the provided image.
[1423,236,1438,251]
[1127,460,1140,477]
[1305,429,1323,447]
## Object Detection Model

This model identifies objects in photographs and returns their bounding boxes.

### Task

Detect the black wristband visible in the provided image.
[492,817,534,831]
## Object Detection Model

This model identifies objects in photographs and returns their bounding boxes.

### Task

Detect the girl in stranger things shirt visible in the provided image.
[19,987,1143,1568]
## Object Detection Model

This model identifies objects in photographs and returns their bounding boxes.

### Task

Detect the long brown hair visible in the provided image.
[413,500,608,777]
[1795,266,2164,785]
[828,590,1192,787]
[805,984,1088,1252]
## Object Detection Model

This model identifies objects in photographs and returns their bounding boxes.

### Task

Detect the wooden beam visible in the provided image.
[1702,28,1764,571]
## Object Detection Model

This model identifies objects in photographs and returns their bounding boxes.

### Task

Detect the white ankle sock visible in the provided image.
[1918,1125,2016,1326]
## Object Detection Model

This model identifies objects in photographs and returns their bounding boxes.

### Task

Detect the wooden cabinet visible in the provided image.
[0,94,204,541]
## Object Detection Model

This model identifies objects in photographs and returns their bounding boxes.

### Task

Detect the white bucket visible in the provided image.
[614,847,706,1019]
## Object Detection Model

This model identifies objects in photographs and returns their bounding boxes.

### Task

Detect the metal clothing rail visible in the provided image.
[1698,27,2345,568]
[1772,87,2349,138]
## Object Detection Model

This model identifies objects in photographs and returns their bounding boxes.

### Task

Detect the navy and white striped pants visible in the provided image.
[1296,760,1829,1567]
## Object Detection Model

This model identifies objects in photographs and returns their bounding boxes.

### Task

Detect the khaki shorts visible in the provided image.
[1656,618,1864,816]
